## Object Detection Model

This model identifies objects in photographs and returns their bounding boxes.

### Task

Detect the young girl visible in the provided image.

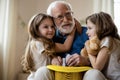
[83,12,120,80]
[22,13,75,80]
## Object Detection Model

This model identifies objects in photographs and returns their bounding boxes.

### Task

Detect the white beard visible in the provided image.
[58,19,75,34]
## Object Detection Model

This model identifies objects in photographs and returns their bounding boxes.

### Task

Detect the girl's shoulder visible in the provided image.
[101,36,120,50]
[101,36,112,41]
[30,40,45,54]
[30,40,43,47]
[100,36,113,49]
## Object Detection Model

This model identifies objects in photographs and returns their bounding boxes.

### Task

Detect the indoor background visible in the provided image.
[0,0,119,80]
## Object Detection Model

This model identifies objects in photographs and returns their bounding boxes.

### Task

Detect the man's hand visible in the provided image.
[51,56,62,65]
[66,53,90,66]
[66,53,81,66]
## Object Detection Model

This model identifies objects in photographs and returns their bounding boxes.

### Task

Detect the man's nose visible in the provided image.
[63,16,69,22]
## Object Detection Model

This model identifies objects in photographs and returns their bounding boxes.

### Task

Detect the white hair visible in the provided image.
[47,0,72,16]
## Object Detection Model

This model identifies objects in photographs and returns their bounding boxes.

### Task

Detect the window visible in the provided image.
[114,0,120,34]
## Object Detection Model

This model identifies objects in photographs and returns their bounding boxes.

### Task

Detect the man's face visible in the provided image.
[51,4,75,35]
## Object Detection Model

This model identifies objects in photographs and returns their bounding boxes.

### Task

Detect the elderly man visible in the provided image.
[47,1,90,67]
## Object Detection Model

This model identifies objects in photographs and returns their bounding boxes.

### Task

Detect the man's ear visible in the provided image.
[74,18,82,34]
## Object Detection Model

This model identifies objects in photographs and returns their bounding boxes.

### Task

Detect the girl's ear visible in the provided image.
[74,18,82,34]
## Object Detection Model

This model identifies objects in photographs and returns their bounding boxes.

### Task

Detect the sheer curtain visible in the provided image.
[114,0,120,34]
[93,0,114,18]
[0,0,18,80]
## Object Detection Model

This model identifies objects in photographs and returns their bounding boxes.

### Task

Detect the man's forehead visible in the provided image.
[51,5,71,16]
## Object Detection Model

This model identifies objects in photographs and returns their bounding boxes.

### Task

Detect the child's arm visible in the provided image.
[74,18,82,34]
[86,40,109,70]
[55,28,76,53]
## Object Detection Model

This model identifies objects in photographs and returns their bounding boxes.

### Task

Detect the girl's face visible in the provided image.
[86,19,96,39]
[38,18,55,39]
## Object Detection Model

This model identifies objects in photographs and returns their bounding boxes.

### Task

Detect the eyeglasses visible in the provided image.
[53,11,73,21]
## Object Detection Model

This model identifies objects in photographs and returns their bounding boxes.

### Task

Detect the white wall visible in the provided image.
[15,0,94,79]
[18,0,93,25]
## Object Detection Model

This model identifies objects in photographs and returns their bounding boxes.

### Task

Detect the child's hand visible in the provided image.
[66,53,81,66]
[74,18,82,34]
[68,26,76,37]
[51,56,62,65]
